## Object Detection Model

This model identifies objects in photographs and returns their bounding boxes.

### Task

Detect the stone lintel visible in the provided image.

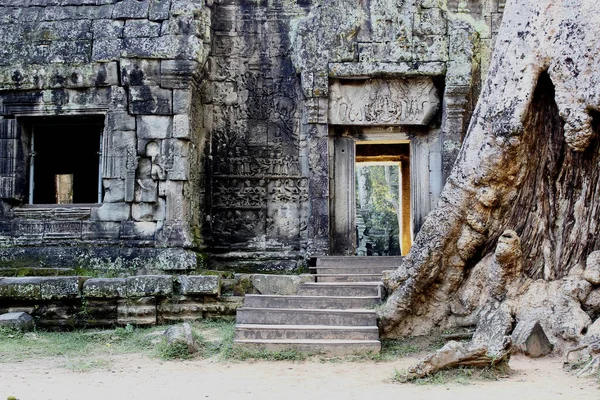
[328,77,440,126]
[328,61,447,79]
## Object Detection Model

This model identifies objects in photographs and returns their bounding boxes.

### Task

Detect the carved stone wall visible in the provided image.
[0,0,505,274]
[0,0,211,273]
[202,2,309,272]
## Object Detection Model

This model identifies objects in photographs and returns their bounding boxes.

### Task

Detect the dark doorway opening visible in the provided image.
[28,116,103,205]
[355,142,411,256]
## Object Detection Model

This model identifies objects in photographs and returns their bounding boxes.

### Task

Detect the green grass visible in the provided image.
[392,364,507,385]
[1,322,453,368]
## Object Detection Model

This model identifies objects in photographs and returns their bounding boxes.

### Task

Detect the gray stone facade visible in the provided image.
[0,0,504,274]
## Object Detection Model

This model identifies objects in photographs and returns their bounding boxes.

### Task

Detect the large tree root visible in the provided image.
[403,340,512,381]
[564,339,600,377]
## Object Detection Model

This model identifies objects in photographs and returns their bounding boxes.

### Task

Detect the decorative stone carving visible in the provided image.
[328,78,440,126]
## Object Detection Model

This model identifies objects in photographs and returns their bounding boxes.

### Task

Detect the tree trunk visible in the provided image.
[379,0,600,350]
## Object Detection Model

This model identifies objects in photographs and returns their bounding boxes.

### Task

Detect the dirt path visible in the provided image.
[1,354,597,399]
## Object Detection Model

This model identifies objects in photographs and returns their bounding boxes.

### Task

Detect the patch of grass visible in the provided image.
[155,339,194,360]
[225,347,309,361]
[62,358,112,372]
[392,364,508,385]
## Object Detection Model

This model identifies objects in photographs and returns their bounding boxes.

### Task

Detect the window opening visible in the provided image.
[27,116,104,205]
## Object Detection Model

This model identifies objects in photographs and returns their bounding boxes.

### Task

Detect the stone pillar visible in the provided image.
[441,85,470,182]
[400,160,412,255]
[304,98,330,257]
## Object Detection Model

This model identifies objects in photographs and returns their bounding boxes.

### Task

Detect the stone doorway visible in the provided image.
[331,129,414,256]
[355,142,411,257]
[328,77,443,257]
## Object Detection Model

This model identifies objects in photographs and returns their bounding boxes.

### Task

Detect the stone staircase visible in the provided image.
[233,256,403,356]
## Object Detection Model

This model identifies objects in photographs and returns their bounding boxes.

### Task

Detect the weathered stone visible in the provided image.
[328,78,440,126]
[40,277,83,300]
[0,277,42,300]
[126,275,173,297]
[83,278,127,298]
[124,19,161,38]
[157,295,204,324]
[0,312,34,331]
[178,275,219,296]
[584,251,600,285]
[162,322,198,354]
[137,115,172,139]
[84,299,118,327]
[120,221,156,240]
[91,203,131,222]
[129,86,172,115]
[117,296,156,326]
[234,274,314,296]
[511,320,553,358]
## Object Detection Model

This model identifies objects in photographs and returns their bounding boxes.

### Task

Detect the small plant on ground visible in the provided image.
[392,364,509,385]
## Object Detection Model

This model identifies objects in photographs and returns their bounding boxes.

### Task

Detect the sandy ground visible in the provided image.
[0,354,598,400]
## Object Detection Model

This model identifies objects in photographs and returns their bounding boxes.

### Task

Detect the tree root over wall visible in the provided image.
[378,0,600,377]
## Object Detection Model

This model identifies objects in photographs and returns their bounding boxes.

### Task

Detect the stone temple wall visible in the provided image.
[203,0,505,271]
[0,0,505,275]
[0,0,211,274]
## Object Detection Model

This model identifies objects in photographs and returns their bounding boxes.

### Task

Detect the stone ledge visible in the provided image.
[328,61,447,79]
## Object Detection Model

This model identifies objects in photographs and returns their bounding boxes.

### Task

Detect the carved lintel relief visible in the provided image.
[328,78,440,126]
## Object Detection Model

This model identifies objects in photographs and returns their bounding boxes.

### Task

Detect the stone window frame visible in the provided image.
[7,107,110,218]
[23,115,105,206]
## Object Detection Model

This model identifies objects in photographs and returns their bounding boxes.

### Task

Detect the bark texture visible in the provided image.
[379,0,600,352]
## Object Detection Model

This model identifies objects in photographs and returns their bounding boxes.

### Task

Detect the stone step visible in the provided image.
[236,307,377,326]
[235,324,379,341]
[232,339,381,356]
[310,265,392,275]
[316,274,383,283]
[316,256,403,268]
[297,282,383,297]
[243,294,381,310]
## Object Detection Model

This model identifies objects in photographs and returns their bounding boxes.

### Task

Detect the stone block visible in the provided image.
[414,8,448,35]
[40,277,83,300]
[92,19,124,39]
[173,90,192,114]
[117,296,156,326]
[85,299,118,327]
[103,179,126,203]
[511,320,553,358]
[137,115,172,139]
[233,274,314,296]
[83,278,127,298]
[149,0,171,21]
[329,78,440,126]
[106,111,136,131]
[178,275,220,296]
[0,277,42,300]
[124,19,161,38]
[157,296,204,324]
[91,202,131,222]
[154,247,196,271]
[120,221,157,240]
[126,275,173,297]
[172,114,191,139]
[82,221,121,240]
[129,86,172,115]
[112,0,151,19]
[121,59,161,87]
[134,179,159,203]
[0,312,35,331]
[92,38,122,62]
[132,202,163,222]
[160,60,200,89]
